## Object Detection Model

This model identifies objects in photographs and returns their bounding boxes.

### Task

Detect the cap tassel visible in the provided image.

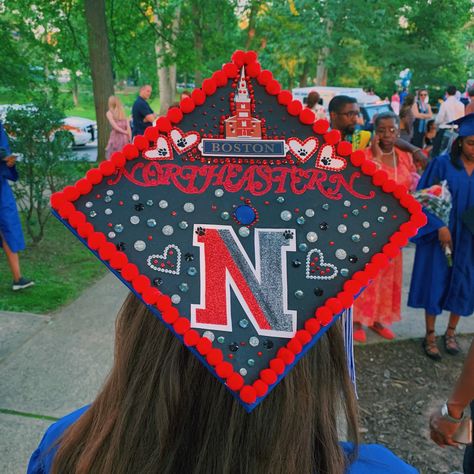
[342,307,357,398]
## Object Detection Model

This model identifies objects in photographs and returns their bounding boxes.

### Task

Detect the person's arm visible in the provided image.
[411,102,431,120]
[395,137,427,169]
[126,120,132,140]
[106,111,128,134]
[430,339,474,447]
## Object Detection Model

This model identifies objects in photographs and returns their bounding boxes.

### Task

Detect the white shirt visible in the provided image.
[435,95,465,128]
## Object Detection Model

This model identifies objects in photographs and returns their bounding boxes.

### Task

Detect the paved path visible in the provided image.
[1,246,473,472]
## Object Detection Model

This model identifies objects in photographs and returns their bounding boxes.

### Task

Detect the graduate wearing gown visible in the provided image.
[408,113,474,360]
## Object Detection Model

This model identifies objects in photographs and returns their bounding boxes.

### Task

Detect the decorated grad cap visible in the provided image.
[449,112,474,137]
[51,50,426,411]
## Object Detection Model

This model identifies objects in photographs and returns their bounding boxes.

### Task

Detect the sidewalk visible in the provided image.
[1,246,473,472]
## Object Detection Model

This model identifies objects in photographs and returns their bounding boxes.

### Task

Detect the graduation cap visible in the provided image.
[449,112,474,137]
[50,51,426,411]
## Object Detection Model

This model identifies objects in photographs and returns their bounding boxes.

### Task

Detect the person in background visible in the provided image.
[411,89,433,147]
[399,88,408,105]
[390,90,400,115]
[432,85,465,157]
[423,120,437,158]
[399,94,416,143]
[408,113,474,360]
[105,96,131,160]
[180,90,191,100]
[306,90,327,120]
[465,87,474,115]
[353,112,418,342]
[131,84,156,138]
[0,121,34,291]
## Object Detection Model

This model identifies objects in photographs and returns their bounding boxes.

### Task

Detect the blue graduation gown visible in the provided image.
[0,122,25,253]
[27,406,418,474]
[408,154,474,316]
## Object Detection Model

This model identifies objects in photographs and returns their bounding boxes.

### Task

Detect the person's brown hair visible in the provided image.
[51,293,359,474]
[306,91,321,109]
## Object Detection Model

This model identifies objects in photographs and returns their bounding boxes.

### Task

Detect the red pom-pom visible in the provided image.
[196,337,212,355]
[260,368,278,385]
[270,358,285,374]
[383,242,400,259]
[390,232,409,247]
[173,317,190,335]
[295,329,312,345]
[132,274,150,294]
[400,221,418,236]
[88,231,106,250]
[277,90,292,105]
[86,168,103,184]
[222,62,239,79]
[364,263,379,280]
[63,185,80,202]
[231,50,246,67]
[109,251,128,270]
[98,242,116,261]
[337,291,354,309]
[277,347,295,364]
[361,160,377,176]
[206,348,223,366]
[72,180,89,198]
[183,329,200,347]
[58,201,75,219]
[133,135,148,151]
[393,184,408,199]
[371,253,390,269]
[337,141,352,156]
[202,78,217,96]
[121,263,139,282]
[99,159,116,176]
[287,100,303,116]
[212,70,227,87]
[326,297,343,314]
[156,116,172,132]
[299,108,315,125]
[123,144,139,160]
[162,307,179,324]
[180,97,195,114]
[167,107,183,124]
[240,385,257,404]
[226,372,244,391]
[156,294,172,311]
[77,222,94,239]
[144,126,159,141]
[313,119,330,134]
[257,70,273,86]
[142,287,160,305]
[352,271,370,286]
[411,212,427,228]
[265,79,281,95]
[246,61,261,78]
[253,380,268,397]
[382,179,397,193]
[216,361,233,378]
[324,129,341,145]
[372,169,388,186]
[316,306,333,326]
[50,191,66,210]
[400,194,413,209]
[343,280,363,295]
[244,50,258,64]
[287,338,303,355]
[110,152,126,168]
[305,318,321,335]
[350,150,365,167]
[68,210,86,229]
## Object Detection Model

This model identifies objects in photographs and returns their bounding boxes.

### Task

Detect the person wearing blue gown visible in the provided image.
[0,120,34,291]
[408,113,474,360]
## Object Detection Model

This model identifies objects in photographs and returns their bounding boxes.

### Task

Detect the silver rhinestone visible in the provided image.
[280,210,292,221]
[352,209,360,216]
[337,224,347,234]
[299,243,308,252]
[344,200,351,207]
[171,294,181,304]
[306,231,318,243]
[178,221,188,229]
[202,330,215,342]
[162,225,174,236]
[381,206,388,213]
[340,268,349,277]
[362,221,370,228]
[89,210,97,218]
[294,289,304,299]
[130,215,140,224]
[220,211,230,220]
[276,196,285,203]
[106,190,114,196]
[146,199,154,206]
[217,336,225,344]
[296,216,305,225]
[239,319,249,328]
[239,368,248,376]
[362,246,370,253]
[239,226,250,237]
[377,216,385,223]
[179,282,189,292]
[248,358,255,366]
[183,202,195,213]
[214,188,224,197]
[132,194,140,201]
[85,201,93,208]
[249,336,259,347]
[147,218,157,228]
[351,234,361,242]
[134,240,146,251]
[114,224,124,233]
[335,248,347,260]
[104,195,112,203]
[322,203,329,210]
[305,209,315,217]
[187,266,197,276]
[104,208,112,215]
[108,232,116,239]
[159,200,168,209]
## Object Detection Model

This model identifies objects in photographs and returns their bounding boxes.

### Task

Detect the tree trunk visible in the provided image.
[194,29,203,87]
[72,75,79,106]
[315,19,332,86]
[299,61,310,87]
[245,0,260,49]
[84,0,114,162]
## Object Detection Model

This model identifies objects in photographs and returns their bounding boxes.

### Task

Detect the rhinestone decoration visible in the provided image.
[220,211,230,220]
[132,194,140,201]
[362,221,370,228]
[130,215,140,224]
[292,259,301,268]
[305,208,315,217]
[263,340,274,349]
[147,218,157,228]
[306,231,318,243]
[146,199,154,206]
[89,211,97,218]
[344,200,351,207]
[319,222,328,230]
[239,368,248,376]
[299,243,308,252]
[108,232,116,239]
[159,200,168,209]
[239,226,250,237]
[335,248,347,260]
[217,336,225,344]
[229,342,239,352]
[187,266,197,276]
[280,210,292,221]
[202,331,215,342]
[178,221,188,229]
[104,195,112,203]
[249,336,259,347]
[337,224,347,234]
[381,205,388,213]
[134,240,146,251]
[214,188,224,197]
[153,277,163,286]
[294,289,304,299]
[239,319,249,328]
[114,224,124,233]
[179,283,189,292]
[106,190,114,196]
[362,246,370,253]
[314,287,323,296]
[184,253,194,261]
[322,203,329,210]
[247,359,255,366]
[276,196,285,203]
[351,234,361,242]
[348,255,358,263]
[352,209,360,216]
[135,203,144,211]
[296,216,305,225]
[162,225,174,236]
[85,201,93,208]
[340,268,349,277]
[377,216,385,223]
[183,202,195,213]
[171,294,181,304]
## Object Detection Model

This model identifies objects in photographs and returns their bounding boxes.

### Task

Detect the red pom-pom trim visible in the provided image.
[162,307,179,325]
[277,90,292,105]
[144,126,159,141]
[305,317,321,335]
[212,70,227,87]
[410,212,427,228]
[350,150,365,166]
[183,329,200,347]
[299,108,315,125]
[316,306,333,326]
[383,242,400,259]
[364,263,379,280]
[180,97,195,114]
[337,141,352,156]
[337,291,354,309]
[86,168,103,184]
[98,242,116,261]
[156,116,172,132]
[287,338,303,355]
[50,192,66,210]
[87,231,106,250]
[77,222,94,239]
[109,252,128,270]
[372,169,388,186]
[400,222,418,236]
[313,119,330,134]
[63,185,80,202]
[133,135,148,151]
[142,287,160,305]
[277,347,295,364]
[216,361,233,378]
[121,263,139,282]
[68,211,86,229]
[173,317,190,335]
[326,297,343,314]
[58,201,75,218]
[371,253,390,269]
[231,50,245,67]
[257,70,273,86]
[265,79,281,95]
[222,62,239,79]
[197,337,212,355]
[206,347,223,366]
[343,280,363,296]
[202,78,217,96]
[390,232,409,247]
[110,152,126,168]
[287,100,303,116]
[123,144,139,160]
[226,372,244,391]
[382,179,397,193]
[260,368,278,385]
[352,271,370,286]
[244,51,258,64]
[295,329,312,345]
[99,159,116,176]
[240,385,257,404]
[393,184,408,199]
[269,358,285,375]
[361,160,377,176]
[132,274,150,294]
[156,294,172,312]
[253,380,268,397]
[324,129,341,145]
[167,107,183,124]
[246,61,261,78]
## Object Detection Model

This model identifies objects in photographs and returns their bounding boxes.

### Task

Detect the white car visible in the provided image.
[62,116,97,146]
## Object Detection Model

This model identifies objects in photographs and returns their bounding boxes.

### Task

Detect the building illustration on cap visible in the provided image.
[225,67,262,139]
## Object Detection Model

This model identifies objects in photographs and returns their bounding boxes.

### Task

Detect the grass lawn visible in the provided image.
[0,215,106,314]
